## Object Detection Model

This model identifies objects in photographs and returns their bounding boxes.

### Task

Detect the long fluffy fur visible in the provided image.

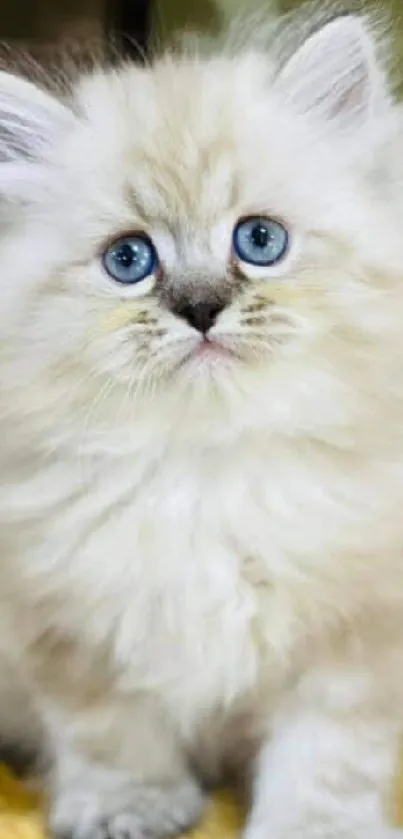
[1,5,403,839]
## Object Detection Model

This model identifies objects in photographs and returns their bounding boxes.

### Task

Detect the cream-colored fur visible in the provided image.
[1,8,403,839]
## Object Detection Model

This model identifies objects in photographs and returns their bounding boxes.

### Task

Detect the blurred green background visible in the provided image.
[0,0,402,70]
[152,0,400,48]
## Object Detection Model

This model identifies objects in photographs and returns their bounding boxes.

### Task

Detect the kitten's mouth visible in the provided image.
[176,336,237,371]
[196,337,234,358]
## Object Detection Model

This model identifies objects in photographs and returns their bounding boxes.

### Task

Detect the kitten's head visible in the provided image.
[1,11,403,444]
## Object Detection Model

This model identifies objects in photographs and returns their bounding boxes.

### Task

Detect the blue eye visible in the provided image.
[233,217,289,267]
[103,235,158,285]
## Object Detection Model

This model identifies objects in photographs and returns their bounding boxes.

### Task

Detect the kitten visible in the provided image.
[1,6,403,839]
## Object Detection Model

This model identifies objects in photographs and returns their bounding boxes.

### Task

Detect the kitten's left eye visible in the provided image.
[103,234,159,285]
[233,217,289,267]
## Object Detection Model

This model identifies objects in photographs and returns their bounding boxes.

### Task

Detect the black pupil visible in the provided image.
[250,223,270,249]
[116,243,136,268]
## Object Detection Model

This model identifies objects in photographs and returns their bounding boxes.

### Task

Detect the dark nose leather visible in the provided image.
[174,300,225,334]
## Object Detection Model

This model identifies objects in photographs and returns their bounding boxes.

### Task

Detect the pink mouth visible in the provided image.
[194,338,233,359]
[176,337,236,373]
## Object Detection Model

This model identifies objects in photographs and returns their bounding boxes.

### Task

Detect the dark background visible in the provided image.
[0,0,151,61]
[0,1,402,76]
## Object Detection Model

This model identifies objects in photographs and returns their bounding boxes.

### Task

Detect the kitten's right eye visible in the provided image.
[103,234,159,285]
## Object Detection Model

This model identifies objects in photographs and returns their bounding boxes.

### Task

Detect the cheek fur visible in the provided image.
[97,305,141,337]
[96,302,160,338]
[232,285,302,345]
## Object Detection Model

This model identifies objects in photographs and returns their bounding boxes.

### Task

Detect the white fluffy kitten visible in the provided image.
[1,8,403,839]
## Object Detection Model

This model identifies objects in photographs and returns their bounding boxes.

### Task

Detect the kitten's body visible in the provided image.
[1,8,403,839]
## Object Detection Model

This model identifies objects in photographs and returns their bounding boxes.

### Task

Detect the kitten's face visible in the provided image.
[1,17,403,440]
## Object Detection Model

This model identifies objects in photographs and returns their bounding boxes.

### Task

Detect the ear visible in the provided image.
[275,15,389,131]
[0,71,72,201]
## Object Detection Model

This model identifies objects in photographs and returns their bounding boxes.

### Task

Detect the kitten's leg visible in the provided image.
[245,650,403,839]
[42,691,204,839]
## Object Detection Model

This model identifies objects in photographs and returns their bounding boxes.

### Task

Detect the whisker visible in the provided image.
[77,376,117,481]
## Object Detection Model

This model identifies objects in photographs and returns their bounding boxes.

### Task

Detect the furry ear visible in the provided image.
[0,71,72,201]
[276,15,389,130]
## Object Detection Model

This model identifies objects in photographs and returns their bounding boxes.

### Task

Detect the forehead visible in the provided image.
[59,55,350,240]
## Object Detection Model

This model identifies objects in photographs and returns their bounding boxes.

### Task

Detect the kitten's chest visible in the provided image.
[29,443,298,705]
[12,439,362,714]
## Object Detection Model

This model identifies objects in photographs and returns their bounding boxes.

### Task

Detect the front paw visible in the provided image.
[49,776,205,839]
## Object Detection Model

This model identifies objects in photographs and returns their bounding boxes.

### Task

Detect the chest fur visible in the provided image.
[5,437,398,720]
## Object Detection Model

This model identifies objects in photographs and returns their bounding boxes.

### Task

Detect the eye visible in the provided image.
[103,234,159,285]
[233,217,289,267]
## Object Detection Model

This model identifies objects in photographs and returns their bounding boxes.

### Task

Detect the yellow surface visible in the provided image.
[2,760,403,837]
[0,765,244,839]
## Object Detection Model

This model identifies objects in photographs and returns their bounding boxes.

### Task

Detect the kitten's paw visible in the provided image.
[49,776,205,839]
